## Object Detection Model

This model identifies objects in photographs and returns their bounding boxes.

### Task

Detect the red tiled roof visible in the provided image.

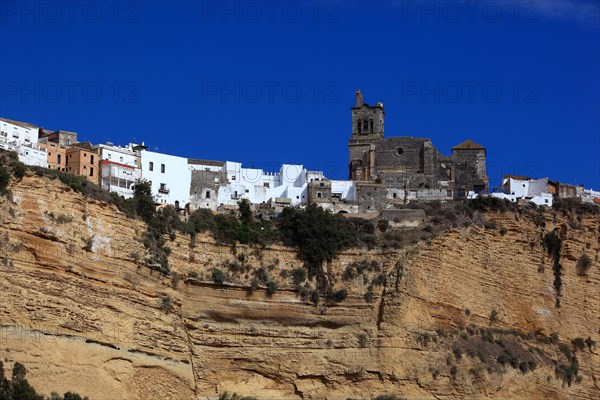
[452,139,486,151]
[101,160,136,169]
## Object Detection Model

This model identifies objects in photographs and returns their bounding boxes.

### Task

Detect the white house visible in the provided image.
[0,118,39,147]
[496,176,553,207]
[0,118,47,167]
[212,162,310,208]
[331,180,356,201]
[141,149,191,208]
[581,189,600,204]
[97,142,143,199]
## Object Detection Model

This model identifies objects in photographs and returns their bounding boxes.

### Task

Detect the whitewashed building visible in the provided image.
[0,118,47,167]
[216,162,309,207]
[189,160,359,211]
[491,176,553,207]
[141,149,191,208]
[97,142,144,199]
[581,189,600,204]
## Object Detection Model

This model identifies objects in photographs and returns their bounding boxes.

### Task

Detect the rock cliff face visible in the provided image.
[0,175,599,399]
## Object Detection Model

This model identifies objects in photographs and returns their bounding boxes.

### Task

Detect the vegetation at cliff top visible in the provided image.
[0,150,25,195]
[0,361,89,400]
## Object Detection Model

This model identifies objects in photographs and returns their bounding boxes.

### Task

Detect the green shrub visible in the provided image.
[83,236,94,252]
[266,280,278,296]
[571,337,586,351]
[278,205,373,279]
[13,161,26,181]
[357,333,368,347]
[291,267,307,285]
[329,288,348,302]
[160,296,173,313]
[310,290,320,305]
[171,272,180,288]
[371,273,386,286]
[56,214,74,224]
[0,165,10,194]
[0,361,88,400]
[544,230,563,308]
[576,254,591,276]
[484,221,497,230]
[490,309,498,322]
[254,266,269,284]
[364,285,375,303]
[375,395,399,400]
[211,268,226,285]
[585,337,596,351]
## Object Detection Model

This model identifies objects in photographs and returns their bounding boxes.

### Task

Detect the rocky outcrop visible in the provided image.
[0,175,598,399]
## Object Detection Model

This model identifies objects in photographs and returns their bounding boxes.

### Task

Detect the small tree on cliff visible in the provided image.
[133,180,155,223]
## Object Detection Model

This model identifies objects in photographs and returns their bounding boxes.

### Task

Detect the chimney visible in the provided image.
[355,89,363,107]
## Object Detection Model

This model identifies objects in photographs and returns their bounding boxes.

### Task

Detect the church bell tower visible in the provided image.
[348,89,385,179]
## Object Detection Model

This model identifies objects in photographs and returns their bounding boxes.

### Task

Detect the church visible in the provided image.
[348,90,488,204]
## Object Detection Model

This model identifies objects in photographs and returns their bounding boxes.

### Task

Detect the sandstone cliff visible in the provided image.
[0,174,598,399]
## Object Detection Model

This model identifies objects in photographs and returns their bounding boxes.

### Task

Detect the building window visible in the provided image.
[89,167,94,177]
[231,175,236,181]
[57,154,61,164]
[149,162,153,171]
[206,190,211,199]
[396,147,405,156]
[90,155,94,163]
[160,183,167,190]
[120,156,123,162]
[263,182,270,188]
[392,192,397,198]
[317,192,322,198]
[107,154,111,160]
[245,189,249,193]
[84,153,87,157]
[161,164,165,173]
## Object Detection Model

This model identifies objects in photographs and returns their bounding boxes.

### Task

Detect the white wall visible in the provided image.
[331,180,356,201]
[97,144,142,199]
[506,178,529,197]
[17,145,47,167]
[531,193,553,207]
[141,150,191,206]
[99,144,140,168]
[0,119,47,167]
[0,119,39,147]
[581,189,600,203]
[527,178,548,197]
[491,192,518,202]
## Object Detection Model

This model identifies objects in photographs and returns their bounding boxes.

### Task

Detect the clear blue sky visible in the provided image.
[1,0,599,189]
